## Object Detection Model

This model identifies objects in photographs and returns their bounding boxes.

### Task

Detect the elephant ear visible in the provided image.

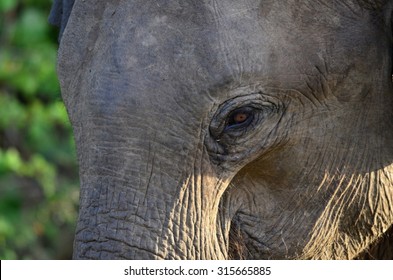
[48,0,75,41]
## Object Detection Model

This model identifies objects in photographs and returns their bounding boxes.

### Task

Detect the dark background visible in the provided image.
[0,0,79,259]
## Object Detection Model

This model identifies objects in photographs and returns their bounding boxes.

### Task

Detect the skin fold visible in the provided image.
[53,0,393,259]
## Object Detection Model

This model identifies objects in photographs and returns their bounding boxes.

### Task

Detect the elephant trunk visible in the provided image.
[73,176,165,259]
[72,120,229,259]
[73,175,228,259]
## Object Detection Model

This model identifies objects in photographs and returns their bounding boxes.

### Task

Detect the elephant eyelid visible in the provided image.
[209,92,279,140]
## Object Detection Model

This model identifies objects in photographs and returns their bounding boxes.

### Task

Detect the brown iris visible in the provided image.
[233,112,248,124]
[226,107,254,130]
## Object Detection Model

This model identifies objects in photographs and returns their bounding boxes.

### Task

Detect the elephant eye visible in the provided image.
[225,107,255,131]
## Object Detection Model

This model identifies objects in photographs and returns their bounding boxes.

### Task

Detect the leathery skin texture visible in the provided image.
[51,0,393,259]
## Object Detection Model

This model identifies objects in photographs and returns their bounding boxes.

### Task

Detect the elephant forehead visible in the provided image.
[76,1,263,115]
[88,1,374,88]
[91,1,269,91]
[59,0,381,117]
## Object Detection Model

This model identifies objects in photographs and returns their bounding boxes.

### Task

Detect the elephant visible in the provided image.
[50,0,393,259]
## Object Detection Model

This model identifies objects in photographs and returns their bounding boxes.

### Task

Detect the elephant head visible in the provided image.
[50,0,393,259]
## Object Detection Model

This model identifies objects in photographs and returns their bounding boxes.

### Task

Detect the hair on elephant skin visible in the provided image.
[50,0,393,259]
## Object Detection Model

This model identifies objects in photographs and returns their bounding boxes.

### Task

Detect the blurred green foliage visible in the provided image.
[0,0,79,259]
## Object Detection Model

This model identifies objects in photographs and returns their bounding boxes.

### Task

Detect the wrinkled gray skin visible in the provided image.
[53,0,393,259]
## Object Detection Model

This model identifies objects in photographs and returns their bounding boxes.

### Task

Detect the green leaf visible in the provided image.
[0,0,79,259]
[0,149,23,173]
[0,93,27,129]
[0,0,17,12]
[12,8,49,46]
